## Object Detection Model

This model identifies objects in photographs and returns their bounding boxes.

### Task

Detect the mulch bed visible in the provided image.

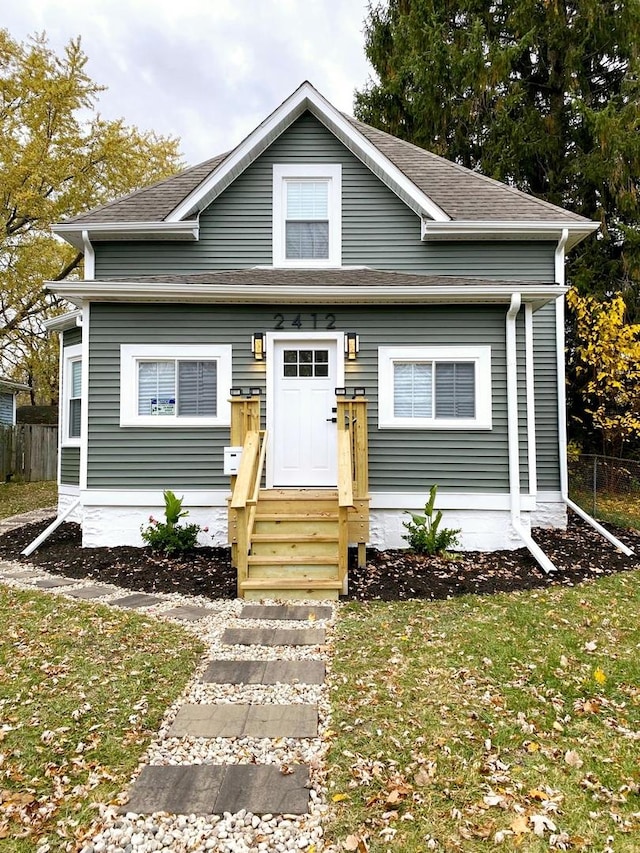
[0,513,638,602]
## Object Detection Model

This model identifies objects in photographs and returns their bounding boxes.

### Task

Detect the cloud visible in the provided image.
[4,0,371,163]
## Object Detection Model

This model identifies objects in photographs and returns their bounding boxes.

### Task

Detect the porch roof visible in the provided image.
[47,267,564,310]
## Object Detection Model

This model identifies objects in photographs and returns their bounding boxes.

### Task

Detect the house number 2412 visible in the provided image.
[273,312,336,330]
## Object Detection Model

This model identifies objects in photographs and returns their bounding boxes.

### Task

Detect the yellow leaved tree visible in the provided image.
[566,288,640,457]
[1,30,183,403]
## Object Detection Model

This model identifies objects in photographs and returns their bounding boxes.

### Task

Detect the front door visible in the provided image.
[268,334,343,487]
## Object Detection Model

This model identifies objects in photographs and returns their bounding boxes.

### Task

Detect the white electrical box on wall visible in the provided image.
[223,446,243,475]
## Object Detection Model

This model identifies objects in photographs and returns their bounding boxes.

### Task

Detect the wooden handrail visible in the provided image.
[337,428,354,508]
[230,428,268,597]
[230,431,260,509]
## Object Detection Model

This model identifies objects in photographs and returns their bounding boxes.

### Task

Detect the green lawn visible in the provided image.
[327,571,640,851]
[0,587,204,851]
[0,481,58,520]
[571,490,640,531]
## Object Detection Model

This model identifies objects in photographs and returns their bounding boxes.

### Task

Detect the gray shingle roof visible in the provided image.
[63,153,228,224]
[63,105,589,227]
[343,115,587,223]
[103,268,555,289]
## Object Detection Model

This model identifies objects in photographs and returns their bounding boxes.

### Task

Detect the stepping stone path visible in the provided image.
[125,603,327,818]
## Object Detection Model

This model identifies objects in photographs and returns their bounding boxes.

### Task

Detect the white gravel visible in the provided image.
[1,562,338,852]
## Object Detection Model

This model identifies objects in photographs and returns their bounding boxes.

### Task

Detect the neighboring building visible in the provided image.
[45,82,599,597]
[0,379,30,426]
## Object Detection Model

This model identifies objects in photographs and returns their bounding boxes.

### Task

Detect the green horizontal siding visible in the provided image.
[95,113,556,280]
[63,326,82,347]
[85,302,543,494]
[533,302,560,490]
[61,447,80,485]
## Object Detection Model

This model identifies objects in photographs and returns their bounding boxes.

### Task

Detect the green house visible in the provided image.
[46,82,599,597]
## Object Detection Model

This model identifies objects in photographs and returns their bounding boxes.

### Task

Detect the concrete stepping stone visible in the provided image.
[222,627,325,647]
[162,605,211,621]
[240,604,332,621]
[34,576,78,589]
[169,703,318,738]
[123,764,309,816]
[109,592,163,609]
[66,585,114,600]
[0,567,42,579]
[201,659,325,685]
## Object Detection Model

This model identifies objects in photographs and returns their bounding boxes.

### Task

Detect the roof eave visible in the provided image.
[421,219,599,249]
[46,280,566,311]
[52,220,200,250]
[42,310,83,332]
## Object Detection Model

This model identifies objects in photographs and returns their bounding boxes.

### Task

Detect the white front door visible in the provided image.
[268,334,343,487]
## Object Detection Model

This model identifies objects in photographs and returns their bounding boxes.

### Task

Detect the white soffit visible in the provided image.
[422,219,599,250]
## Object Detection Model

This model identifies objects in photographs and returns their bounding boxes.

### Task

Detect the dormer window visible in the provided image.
[273,164,341,267]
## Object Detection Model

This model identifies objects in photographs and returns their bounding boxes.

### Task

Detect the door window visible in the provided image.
[282,349,329,378]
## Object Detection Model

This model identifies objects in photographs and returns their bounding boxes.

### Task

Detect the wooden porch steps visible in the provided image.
[239,489,343,601]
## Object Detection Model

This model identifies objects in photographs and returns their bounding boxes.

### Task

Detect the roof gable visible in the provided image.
[55,81,597,250]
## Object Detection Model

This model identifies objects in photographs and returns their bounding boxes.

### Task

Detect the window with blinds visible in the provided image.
[285,181,329,260]
[137,360,217,417]
[379,345,492,429]
[69,359,82,437]
[393,361,475,420]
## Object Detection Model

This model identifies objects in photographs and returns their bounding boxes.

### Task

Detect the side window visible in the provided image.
[273,164,341,267]
[62,344,82,446]
[379,346,492,429]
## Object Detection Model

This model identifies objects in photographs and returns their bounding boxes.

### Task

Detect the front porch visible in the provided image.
[228,395,369,599]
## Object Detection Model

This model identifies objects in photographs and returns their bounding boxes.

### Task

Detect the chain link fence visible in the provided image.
[568,454,640,525]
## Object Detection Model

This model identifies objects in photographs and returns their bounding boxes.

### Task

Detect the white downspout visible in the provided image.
[82,229,95,280]
[554,230,634,555]
[506,293,558,573]
[22,498,81,556]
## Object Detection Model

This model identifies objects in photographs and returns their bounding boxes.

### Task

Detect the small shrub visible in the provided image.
[403,484,461,556]
[140,490,204,555]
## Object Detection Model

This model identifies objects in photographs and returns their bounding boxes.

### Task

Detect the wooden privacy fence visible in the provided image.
[0,425,58,482]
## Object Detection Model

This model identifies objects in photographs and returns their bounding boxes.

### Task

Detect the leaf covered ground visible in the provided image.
[327,572,640,851]
[0,482,57,520]
[0,587,204,852]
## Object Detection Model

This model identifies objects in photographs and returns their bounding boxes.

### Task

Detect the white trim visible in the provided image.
[524,304,537,496]
[80,489,230,506]
[61,343,82,449]
[52,220,199,250]
[82,230,95,280]
[59,483,80,497]
[56,334,64,485]
[80,305,90,489]
[369,491,537,511]
[506,294,522,524]
[265,330,345,488]
[43,310,82,332]
[377,345,492,429]
[422,219,598,251]
[119,344,232,427]
[46,279,567,307]
[272,164,342,267]
[556,296,569,498]
[168,82,450,224]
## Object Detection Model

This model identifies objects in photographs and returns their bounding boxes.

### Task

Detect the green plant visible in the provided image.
[140,490,205,555]
[402,485,460,555]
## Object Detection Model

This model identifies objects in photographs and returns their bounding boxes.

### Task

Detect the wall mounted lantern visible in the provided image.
[344,332,359,361]
[251,332,266,361]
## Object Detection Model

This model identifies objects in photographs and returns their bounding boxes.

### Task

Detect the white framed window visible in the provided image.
[273,164,342,267]
[378,346,492,429]
[120,345,232,427]
[62,344,82,447]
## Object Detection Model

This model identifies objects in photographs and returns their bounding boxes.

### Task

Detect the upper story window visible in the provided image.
[62,343,82,447]
[273,164,341,267]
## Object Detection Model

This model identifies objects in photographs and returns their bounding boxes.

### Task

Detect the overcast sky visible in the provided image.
[4,0,373,166]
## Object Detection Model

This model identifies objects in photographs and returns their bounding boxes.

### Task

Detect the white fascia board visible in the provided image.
[369,492,537,511]
[421,219,599,249]
[46,280,567,307]
[168,81,450,224]
[52,221,199,250]
[43,310,82,332]
[81,489,230,507]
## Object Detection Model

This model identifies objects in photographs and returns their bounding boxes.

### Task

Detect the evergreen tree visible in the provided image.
[355,0,640,307]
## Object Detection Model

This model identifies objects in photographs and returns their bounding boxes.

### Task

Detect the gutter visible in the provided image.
[82,230,95,280]
[506,292,557,573]
[552,232,634,556]
[22,498,81,557]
